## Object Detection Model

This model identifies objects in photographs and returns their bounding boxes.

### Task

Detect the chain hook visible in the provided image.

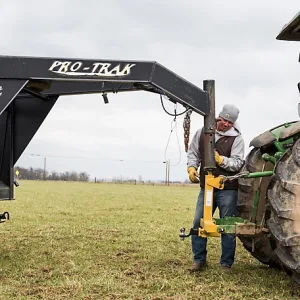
[183,109,192,152]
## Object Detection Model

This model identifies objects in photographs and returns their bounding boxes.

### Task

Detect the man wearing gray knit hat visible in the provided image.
[218,104,240,124]
[186,103,245,273]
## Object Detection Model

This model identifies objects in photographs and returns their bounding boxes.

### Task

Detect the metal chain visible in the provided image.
[220,171,250,182]
[183,109,192,152]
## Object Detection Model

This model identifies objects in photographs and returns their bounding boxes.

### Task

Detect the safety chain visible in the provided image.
[183,109,192,152]
[220,171,250,182]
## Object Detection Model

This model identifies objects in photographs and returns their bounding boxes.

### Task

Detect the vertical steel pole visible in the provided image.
[203,80,216,172]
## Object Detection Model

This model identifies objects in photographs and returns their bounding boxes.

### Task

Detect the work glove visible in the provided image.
[215,151,224,166]
[187,166,200,183]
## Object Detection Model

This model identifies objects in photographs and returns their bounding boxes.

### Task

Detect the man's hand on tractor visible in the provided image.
[215,151,224,166]
[187,167,200,183]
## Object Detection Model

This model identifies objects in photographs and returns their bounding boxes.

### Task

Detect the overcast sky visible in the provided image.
[1,1,299,181]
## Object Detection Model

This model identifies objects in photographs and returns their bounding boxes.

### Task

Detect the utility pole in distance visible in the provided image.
[163,160,170,186]
[167,159,170,186]
[43,157,47,180]
[163,161,167,185]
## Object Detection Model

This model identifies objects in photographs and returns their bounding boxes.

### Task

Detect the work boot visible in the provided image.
[188,262,207,272]
[220,265,231,272]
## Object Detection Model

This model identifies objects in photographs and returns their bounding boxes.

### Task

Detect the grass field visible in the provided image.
[0,181,298,299]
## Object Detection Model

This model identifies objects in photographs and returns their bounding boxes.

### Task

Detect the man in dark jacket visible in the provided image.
[187,104,245,272]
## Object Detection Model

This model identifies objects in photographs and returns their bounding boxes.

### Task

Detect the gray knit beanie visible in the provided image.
[218,104,239,123]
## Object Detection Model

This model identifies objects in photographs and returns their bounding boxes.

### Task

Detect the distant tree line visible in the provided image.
[14,166,90,182]
[95,176,185,185]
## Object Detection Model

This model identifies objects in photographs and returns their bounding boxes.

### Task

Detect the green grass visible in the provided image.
[0,181,298,299]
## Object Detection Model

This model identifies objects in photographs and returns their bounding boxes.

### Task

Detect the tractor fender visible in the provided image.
[249,130,275,148]
[278,120,300,141]
[249,121,299,147]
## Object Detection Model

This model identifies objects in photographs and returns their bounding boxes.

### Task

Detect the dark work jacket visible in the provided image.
[199,130,239,190]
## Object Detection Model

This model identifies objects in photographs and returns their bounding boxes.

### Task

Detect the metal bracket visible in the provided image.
[206,176,224,190]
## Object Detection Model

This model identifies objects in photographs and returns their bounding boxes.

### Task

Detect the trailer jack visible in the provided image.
[179,170,274,240]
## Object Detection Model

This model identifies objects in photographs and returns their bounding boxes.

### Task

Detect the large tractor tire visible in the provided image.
[267,139,300,285]
[237,148,281,268]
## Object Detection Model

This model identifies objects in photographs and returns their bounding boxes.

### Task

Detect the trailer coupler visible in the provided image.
[179,227,198,240]
[0,212,10,223]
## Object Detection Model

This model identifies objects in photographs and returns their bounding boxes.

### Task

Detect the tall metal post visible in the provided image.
[203,80,216,172]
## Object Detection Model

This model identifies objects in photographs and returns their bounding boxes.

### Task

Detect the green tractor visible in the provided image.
[237,11,300,284]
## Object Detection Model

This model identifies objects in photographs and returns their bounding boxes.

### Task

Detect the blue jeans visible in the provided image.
[191,188,238,267]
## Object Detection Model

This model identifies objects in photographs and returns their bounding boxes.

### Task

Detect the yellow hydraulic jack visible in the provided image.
[179,172,240,240]
[179,170,250,240]
[179,169,271,240]
[199,172,224,237]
